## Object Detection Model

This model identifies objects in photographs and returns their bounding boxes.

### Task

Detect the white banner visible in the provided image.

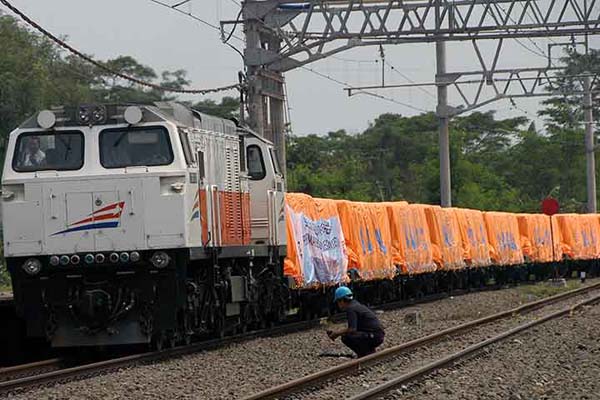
[287,206,348,286]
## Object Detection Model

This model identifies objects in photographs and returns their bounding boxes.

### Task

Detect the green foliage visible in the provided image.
[1,12,599,214]
[0,241,8,292]
[0,13,193,152]
[286,46,599,213]
[193,97,240,120]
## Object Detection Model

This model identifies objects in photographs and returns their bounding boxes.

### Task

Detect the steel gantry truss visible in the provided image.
[240,0,600,72]
[225,0,600,206]
[345,39,600,117]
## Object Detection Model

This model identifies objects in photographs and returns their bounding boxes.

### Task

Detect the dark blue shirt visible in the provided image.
[345,300,384,334]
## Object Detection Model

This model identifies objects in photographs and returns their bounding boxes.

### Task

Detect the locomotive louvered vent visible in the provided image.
[224,144,243,244]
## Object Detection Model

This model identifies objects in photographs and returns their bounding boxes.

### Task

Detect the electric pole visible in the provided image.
[584,74,596,213]
[225,0,600,200]
[435,0,451,207]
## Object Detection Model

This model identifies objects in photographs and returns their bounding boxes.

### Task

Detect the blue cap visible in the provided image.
[333,286,353,302]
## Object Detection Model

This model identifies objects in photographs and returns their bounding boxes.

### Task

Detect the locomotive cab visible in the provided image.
[2,103,288,347]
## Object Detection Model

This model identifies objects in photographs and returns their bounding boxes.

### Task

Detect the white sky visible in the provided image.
[2,0,599,135]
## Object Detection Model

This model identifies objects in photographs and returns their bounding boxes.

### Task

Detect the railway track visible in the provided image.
[1,280,597,396]
[0,358,62,383]
[0,316,327,395]
[241,281,600,400]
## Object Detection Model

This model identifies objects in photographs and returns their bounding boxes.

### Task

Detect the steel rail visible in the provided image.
[241,281,600,400]
[0,358,62,381]
[350,293,600,400]
[0,281,485,392]
[0,318,325,394]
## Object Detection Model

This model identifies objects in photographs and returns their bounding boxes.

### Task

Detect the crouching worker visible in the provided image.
[326,286,385,358]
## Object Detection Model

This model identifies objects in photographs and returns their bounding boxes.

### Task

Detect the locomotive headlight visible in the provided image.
[60,255,70,266]
[37,110,56,129]
[95,253,105,264]
[109,253,119,263]
[22,258,42,276]
[84,254,95,264]
[123,106,143,125]
[91,105,107,124]
[49,256,60,266]
[120,252,130,263]
[150,252,170,269]
[130,251,141,262]
[70,255,81,265]
[78,107,91,124]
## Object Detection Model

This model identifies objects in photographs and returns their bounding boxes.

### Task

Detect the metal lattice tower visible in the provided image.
[226,0,600,206]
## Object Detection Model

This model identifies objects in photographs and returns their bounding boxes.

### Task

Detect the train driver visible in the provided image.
[327,286,385,358]
[20,136,46,167]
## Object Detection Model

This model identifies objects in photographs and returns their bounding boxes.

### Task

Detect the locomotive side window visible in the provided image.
[197,150,205,180]
[100,126,173,168]
[178,129,195,166]
[13,131,84,172]
[247,145,265,180]
[269,148,281,175]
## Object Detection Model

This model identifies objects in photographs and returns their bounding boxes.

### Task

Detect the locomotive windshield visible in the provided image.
[100,126,173,168]
[13,131,84,172]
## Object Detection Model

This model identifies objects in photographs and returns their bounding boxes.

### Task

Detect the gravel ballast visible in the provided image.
[392,300,600,400]
[4,279,598,400]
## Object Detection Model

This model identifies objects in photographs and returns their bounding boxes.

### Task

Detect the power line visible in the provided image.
[148,0,245,60]
[0,0,239,94]
[384,59,436,100]
[300,66,428,113]
[495,2,561,65]
[149,0,244,43]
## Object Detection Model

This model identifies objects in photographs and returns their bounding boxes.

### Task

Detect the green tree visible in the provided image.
[193,96,240,120]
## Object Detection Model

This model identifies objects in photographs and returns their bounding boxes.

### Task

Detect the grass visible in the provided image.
[517,279,582,300]
[0,263,11,293]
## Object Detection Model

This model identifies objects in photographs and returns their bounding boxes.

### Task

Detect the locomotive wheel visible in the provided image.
[214,316,225,339]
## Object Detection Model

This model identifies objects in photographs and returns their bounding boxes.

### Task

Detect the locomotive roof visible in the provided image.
[16,101,274,145]
[17,102,238,136]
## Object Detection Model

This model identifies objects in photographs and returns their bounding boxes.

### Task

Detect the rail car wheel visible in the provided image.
[184,333,192,346]
[152,332,166,351]
[169,332,178,348]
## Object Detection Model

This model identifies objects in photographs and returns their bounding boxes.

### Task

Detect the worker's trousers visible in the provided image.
[341,331,384,358]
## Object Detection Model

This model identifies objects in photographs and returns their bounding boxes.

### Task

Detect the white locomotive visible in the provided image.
[2,102,288,347]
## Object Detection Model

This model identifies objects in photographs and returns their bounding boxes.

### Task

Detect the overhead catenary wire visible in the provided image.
[0,0,240,94]
[148,0,246,59]
[300,66,428,113]
[384,59,436,100]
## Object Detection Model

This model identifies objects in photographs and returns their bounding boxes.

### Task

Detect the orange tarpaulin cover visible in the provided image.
[386,203,436,275]
[483,212,524,266]
[452,208,491,267]
[424,206,465,270]
[553,214,600,260]
[517,214,554,263]
[336,200,395,280]
[284,193,348,287]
